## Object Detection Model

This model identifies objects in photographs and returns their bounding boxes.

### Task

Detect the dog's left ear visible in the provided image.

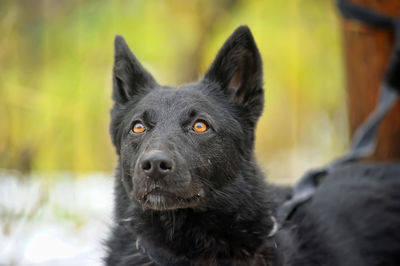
[113,35,157,104]
[204,26,264,123]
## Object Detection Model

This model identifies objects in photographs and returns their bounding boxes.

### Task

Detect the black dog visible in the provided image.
[105,26,400,265]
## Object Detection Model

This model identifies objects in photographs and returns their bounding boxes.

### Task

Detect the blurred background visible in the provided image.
[0,0,346,265]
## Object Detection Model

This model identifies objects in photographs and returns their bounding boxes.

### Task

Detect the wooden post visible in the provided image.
[341,0,400,161]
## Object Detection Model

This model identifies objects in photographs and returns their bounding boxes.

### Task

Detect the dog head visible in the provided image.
[110,26,264,211]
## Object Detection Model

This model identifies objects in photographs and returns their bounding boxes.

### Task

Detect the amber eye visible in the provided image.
[193,121,208,133]
[132,122,145,134]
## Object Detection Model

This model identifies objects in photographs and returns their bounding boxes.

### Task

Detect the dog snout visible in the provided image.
[140,151,174,180]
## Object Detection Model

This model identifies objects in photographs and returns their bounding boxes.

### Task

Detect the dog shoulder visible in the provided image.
[283,163,400,266]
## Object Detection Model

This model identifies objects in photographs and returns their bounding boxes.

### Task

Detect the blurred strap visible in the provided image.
[277,0,400,225]
[337,0,395,29]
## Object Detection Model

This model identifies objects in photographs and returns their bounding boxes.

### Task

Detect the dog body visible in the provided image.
[105,26,400,265]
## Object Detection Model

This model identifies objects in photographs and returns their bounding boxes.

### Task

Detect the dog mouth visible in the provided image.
[140,187,203,210]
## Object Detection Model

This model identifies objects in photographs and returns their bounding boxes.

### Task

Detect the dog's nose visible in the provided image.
[140,151,174,180]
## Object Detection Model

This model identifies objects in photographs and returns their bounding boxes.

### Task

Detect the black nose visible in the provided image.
[140,151,174,180]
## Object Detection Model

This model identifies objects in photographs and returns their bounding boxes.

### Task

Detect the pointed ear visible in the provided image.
[113,35,157,104]
[204,26,264,122]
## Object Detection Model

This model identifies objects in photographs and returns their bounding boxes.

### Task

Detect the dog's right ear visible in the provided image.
[203,26,264,125]
[113,35,157,104]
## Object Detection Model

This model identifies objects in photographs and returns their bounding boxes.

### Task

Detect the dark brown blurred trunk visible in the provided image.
[341,0,400,161]
[181,0,238,83]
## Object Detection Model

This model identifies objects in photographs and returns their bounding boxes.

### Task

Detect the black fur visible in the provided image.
[105,26,400,265]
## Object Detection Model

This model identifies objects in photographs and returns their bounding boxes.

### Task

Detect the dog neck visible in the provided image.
[119,176,279,264]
